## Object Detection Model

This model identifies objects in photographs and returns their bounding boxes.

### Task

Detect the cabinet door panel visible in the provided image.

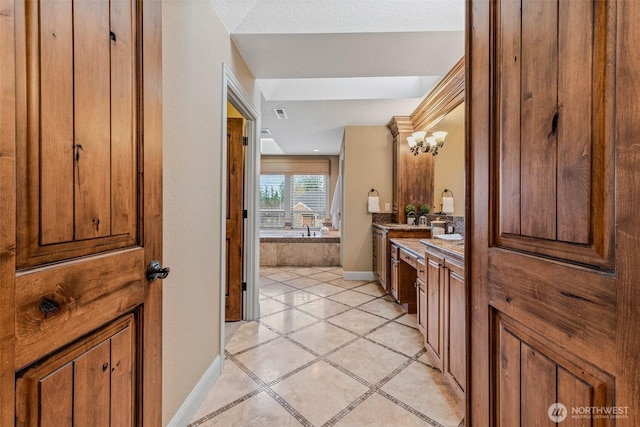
[390,258,399,300]
[18,0,139,267]
[494,314,614,426]
[417,277,426,337]
[445,262,465,392]
[16,315,136,427]
[111,326,135,426]
[39,0,74,245]
[494,0,614,268]
[40,363,73,426]
[425,256,442,367]
[73,340,111,425]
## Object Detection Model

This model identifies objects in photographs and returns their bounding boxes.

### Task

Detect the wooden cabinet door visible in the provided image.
[469,0,639,424]
[16,316,135,427]
[375,229,388,291]
[416,277,427,337]
[416,258,427,336]
[390,258,399,301]
[2,0,162,424]
[388,117,434,224]
[379,231,388,291]
[373,229,386,289]
[443,260,464,395]
[425,253,443,369]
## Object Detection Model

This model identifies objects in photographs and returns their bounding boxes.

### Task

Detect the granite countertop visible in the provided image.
[373,223,431,231]
[389,238,427,258]
[421,238,464,262]
[389,237,465,263]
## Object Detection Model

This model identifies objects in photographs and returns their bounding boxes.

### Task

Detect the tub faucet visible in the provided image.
[304,224,311,236]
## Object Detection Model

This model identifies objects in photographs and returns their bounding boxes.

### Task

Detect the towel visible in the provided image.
[442,196,454,213]
[330,174,342,229]
[368,196,381,213]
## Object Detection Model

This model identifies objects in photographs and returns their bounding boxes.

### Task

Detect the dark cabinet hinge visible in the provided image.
[242,282,247,291]
[242,209,248,219]
[242,136,248,146]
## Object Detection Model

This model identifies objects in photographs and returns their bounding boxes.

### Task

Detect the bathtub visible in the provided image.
[259,229,340,266]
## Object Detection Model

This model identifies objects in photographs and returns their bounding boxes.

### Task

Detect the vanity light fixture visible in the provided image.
[407,130,448,156]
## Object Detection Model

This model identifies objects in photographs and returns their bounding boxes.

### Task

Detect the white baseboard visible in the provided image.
[167,355,221,427]
[343,271,377,281]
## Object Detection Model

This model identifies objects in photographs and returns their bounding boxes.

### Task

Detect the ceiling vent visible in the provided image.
[261,128,272,135]
[273,108,288,119]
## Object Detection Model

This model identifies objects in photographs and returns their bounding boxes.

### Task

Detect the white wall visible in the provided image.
[162,2,257,423]
[342,126,393,275]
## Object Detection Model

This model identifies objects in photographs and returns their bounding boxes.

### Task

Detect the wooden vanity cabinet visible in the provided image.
[373,226,431,294]
[390,244,398,299]
[424,250,445,370]
[423,244,465,396]
[416,258,427,337]
[373,228,389,291]
[444,257,465,396]
[388,117,434,224]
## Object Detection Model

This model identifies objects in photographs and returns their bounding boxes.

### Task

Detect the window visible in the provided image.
[260,174,328,229]
[259,175,286,228]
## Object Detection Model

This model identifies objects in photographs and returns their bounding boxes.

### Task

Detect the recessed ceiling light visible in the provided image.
[313,148,320,152]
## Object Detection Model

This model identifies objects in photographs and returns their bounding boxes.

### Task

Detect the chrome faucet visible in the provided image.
[304,224,311,236]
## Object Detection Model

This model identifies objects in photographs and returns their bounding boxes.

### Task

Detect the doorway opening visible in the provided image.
[220,64,261,362]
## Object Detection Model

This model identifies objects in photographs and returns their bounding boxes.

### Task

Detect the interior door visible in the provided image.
[226,117,245,321]
[1,0,163,424]
[468,0,640,425]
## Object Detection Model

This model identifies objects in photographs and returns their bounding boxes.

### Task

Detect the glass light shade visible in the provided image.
[407,137,417,148]
[412,131,427,143]
[432,131,448,143]
[426,136,437,147]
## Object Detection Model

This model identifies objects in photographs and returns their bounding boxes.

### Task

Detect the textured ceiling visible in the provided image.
[211,0,465,155]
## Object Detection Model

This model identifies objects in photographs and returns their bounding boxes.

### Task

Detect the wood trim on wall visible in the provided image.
[411,57,465,133]
[141,0,163,424]
[387,116,414,137]
[466,1,489,424]
[0,0,17,424]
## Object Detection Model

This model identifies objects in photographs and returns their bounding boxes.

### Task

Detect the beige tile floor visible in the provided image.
[189,266,465,427]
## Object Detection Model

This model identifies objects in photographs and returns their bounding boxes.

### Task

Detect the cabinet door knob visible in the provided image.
[146,260,171,282]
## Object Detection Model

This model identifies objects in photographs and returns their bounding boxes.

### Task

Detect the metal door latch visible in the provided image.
[146,260,170,282]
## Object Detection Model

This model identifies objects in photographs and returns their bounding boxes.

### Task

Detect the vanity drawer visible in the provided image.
[417,257,426,282]
[399,248,418,269]
[391,244,399,260]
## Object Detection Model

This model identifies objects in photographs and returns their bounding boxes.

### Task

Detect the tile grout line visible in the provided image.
[254,287,447,425]
[263,270,464,425]
[195,269,464,426]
